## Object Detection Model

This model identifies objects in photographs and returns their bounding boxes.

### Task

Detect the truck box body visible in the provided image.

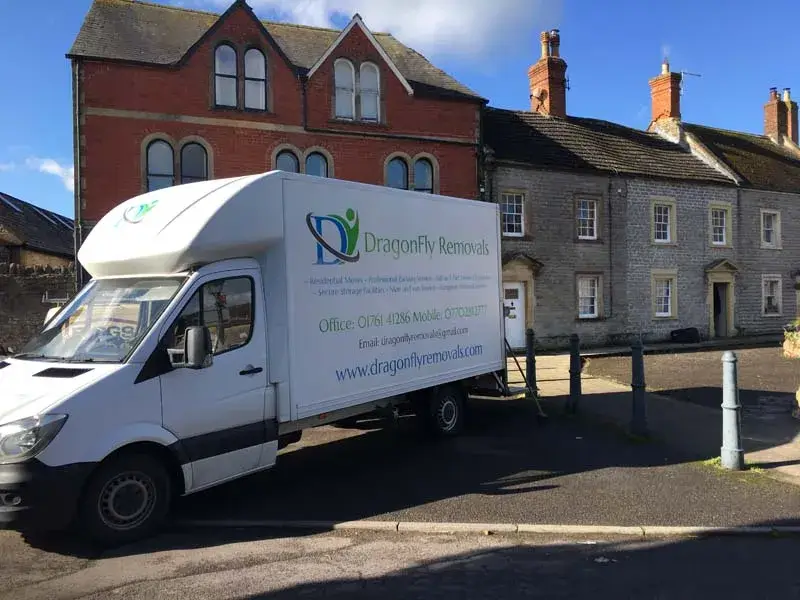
[78,171,504,422]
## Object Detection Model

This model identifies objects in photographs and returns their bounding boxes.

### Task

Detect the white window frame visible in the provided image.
[334,58,356,120]
[709,203,732,247]
[651,269,678,319]
[577,275,600,319]
[358,62,380,122]
[576,198,598,240]
[500,191,525,237]
[651,197,676,244]
[760,209,781,249]
[761,274,783,317]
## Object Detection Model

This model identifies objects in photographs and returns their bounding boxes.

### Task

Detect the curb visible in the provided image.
[174,519,800,538]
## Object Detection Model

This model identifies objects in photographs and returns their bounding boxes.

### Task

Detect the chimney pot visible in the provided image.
[784,88,792,101]
[540,31,550,58]
[549,29,561,58]
[770,87,779,100]
[661,59,669,75]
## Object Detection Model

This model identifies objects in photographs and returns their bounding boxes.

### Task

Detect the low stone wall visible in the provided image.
[0,262,76,353]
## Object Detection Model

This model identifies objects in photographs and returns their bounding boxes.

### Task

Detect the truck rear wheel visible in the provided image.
[78,452,172,547]
[422,384,467,436]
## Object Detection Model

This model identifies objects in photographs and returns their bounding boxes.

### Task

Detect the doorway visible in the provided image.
[503,282,526,349]
[713,282,730,338]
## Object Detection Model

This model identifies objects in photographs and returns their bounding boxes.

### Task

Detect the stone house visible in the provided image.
[483,31,741,350]
[68,0,486,287]
[0,191,75,269]
[649,64,800,337]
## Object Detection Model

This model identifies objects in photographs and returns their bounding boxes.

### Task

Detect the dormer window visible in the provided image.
[214,44,237,107]
[244,48,266,110]
[334,58,381,122]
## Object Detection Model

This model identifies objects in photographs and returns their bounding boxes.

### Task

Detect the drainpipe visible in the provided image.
[71,59,83,292]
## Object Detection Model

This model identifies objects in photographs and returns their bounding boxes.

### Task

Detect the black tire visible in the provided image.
[425,384,467,437]
[78,452,172,547]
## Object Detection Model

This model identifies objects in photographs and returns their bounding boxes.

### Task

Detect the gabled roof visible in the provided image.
[305,14,413,96]
[484,107,735,185]
[68,0,484,101]
[683,124,800,194]
[0,192,74,258]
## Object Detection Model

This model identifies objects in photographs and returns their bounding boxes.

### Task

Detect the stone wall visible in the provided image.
[0,262,76,354]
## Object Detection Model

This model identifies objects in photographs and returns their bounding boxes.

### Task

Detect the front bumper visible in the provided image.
[0,459,95,531]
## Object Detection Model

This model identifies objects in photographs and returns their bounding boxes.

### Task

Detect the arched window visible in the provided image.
[334,59,355,119]
[386,157,408,189]
[244,48,266,110]
[146,140,174,191]
[305,152,328,178]
[359,62,380,122]
[180,143,208,184]
[413,158,433,193]
[214,44,237,107]
[276,150,299,173]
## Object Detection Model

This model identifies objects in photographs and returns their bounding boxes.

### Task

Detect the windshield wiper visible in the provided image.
[12,353,60,361]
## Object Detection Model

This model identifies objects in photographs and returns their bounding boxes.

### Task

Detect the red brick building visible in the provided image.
[68,0,486,282]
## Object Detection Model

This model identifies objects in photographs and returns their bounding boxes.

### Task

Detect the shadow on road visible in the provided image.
[17,398,800,559]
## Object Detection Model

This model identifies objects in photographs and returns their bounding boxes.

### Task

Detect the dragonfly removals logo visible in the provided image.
[306,208,361,265]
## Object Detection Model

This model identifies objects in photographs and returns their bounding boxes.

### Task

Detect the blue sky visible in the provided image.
[2,0,799,219]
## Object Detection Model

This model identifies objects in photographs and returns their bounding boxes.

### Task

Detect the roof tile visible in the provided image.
[0,193,74,258]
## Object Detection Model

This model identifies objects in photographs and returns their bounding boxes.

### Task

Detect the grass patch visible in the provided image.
[701,455,764,473]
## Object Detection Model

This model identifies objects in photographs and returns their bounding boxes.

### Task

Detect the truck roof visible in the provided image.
[78,171,284,278]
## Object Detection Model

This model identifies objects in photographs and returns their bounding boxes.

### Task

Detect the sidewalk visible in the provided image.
[507,354,800,487]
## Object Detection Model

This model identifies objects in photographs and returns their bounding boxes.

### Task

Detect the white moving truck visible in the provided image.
[0,171,511,544]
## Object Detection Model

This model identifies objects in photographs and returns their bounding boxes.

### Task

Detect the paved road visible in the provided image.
[167,400,800,528]
[3,528,800,599]
[585,346,800,411]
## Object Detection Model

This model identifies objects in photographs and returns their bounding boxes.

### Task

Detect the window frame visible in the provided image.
[358,61,381,122]
[500,190,525,237]
[179,142,209,185]
[275,149,300,173]
[761,274,783,317]
[760,209,781,249]
[412,158,434,193]
[709,203,732,247]
[576,274,601,320]
[651,269,678,319]
[386,156,409,190]
[243,47,267,112]
[145,139,175,192]
[576,197,598,241]
[213,43,239,108]
[305,151,329,178]
[651,197,677,244]
[333,58,356,120]
[165,275,256,359]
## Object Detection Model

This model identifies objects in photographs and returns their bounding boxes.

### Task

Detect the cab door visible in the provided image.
[159,268,269,491]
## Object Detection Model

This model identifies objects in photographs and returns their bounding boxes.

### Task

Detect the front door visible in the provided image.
[503,282,526,349]
[160,268,270,491]
[713,282,729,338]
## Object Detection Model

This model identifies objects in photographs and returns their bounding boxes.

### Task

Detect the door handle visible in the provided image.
[239,365,263,376]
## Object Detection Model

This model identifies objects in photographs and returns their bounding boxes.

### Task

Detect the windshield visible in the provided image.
[16,276,186,363]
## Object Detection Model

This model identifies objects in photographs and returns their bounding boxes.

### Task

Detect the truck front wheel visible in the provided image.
[423,384,467,436]
[78,452,172,547]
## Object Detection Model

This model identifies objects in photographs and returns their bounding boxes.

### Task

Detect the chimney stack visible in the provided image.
[528,29,567,117]
[649,59,682,122]
[764,87,797,143]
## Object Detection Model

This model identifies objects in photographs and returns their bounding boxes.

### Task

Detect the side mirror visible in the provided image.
[184,326,213,369]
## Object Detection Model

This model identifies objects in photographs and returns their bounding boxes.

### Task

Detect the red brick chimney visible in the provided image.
[765,87,798,143]
[649,59,682,122]
[528,29,567,118]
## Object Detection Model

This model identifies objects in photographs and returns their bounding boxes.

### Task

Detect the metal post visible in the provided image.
[630,339,648,437]
[721,351,745,470]
[525,328,537,395]
[567,333,581,414]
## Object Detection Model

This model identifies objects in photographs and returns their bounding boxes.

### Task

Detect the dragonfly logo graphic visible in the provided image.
[306,209,360,265]
[122,199,159,224]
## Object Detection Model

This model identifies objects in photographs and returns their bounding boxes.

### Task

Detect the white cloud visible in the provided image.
[661,44,671,60]
[187,0,562,60]
[25,158,75,193]
[0,162,14,172]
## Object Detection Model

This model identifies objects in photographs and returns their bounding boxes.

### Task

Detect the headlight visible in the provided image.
[0,415,68,464]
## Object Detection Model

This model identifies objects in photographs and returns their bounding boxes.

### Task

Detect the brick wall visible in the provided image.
[0,264,76,354]
[736,189,800,334]
[76,3,481,223]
